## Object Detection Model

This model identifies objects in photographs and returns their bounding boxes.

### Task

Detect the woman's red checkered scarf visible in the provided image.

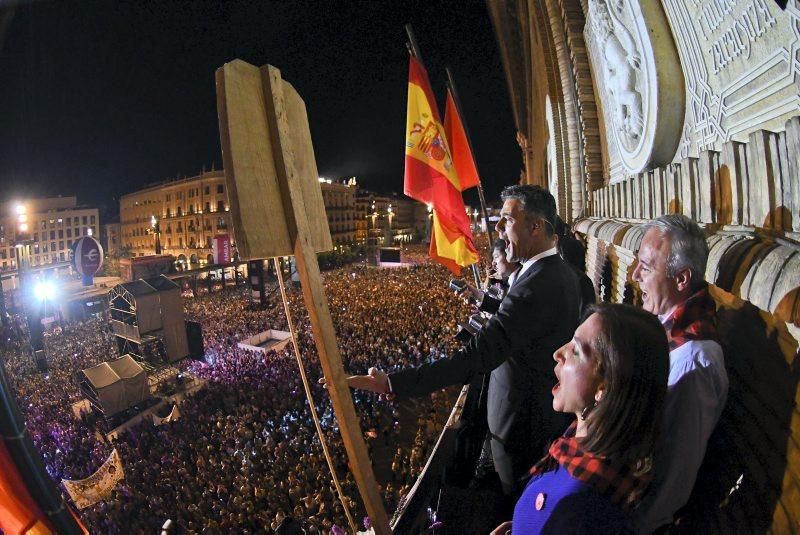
[528,422,652,512]
[662,284,719,351]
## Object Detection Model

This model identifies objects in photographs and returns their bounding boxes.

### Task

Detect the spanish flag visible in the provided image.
[403,56,478,274]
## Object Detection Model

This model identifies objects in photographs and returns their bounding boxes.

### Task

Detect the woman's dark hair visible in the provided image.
[581,303,669,467]
[491,238,507,254]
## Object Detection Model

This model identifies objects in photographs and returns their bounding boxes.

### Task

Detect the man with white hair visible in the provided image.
[630,214,729,533]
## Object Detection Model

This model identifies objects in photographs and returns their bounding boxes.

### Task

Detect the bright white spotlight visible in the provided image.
[34,281,56,301]
[15,204,25,215]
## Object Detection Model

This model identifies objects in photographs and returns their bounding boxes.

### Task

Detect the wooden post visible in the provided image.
[216,60,391,533]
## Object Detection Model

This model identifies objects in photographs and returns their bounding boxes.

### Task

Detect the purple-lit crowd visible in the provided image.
[345,185,727,534]
[2,184,729,534]
[2,262,469,533]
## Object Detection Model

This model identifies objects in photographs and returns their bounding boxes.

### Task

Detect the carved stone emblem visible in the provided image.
[590,0,644,152]
[586,0,685,178]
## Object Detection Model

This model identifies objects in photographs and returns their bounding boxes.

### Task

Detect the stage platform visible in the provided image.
[71,365,205,440]
[105,371,205,440]
[377,261,414,269]
[238,329,292,355]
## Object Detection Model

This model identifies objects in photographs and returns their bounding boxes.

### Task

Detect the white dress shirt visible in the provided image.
[632,319,728,533]
[507,246,559,288]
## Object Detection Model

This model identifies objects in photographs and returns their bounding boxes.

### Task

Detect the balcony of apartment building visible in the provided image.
[162,201,228,218]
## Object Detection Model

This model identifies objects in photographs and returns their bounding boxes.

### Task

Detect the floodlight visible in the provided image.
[33,281,56,301]
[18,222,28,232]
[15,204,25,215]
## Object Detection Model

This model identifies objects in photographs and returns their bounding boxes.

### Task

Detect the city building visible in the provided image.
[318,177,357,245]
[121,170,366,265]
[0,196,100,272]
[120,169,234,266]
[102,222,121,258]
[461,4,800,533]
[355,189,425,246]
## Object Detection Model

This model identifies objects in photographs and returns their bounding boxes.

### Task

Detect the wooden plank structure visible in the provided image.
[216,60,391,533]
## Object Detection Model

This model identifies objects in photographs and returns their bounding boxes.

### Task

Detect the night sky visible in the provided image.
[0,0,521,221]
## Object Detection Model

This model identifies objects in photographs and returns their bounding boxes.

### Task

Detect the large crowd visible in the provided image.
[1,258,470,533]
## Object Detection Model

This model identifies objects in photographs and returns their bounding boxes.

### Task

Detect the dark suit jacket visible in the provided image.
[390,254,583,485]
[575,266,597,316]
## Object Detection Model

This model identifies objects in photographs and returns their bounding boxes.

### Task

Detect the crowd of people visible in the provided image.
[344,186,728,534]
[1,258,470,533]
[3,318,118,483]
[2,184,730,534]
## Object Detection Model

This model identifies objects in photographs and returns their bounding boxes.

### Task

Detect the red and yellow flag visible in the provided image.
[403,56,478,274]
[443,90,480,191]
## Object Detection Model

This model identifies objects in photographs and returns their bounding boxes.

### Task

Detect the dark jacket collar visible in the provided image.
[513,253,562,287]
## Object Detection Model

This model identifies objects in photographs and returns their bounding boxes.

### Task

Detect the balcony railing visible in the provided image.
[390,385,470,532]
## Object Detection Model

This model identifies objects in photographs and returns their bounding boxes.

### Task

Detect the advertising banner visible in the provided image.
[212,234,231,264]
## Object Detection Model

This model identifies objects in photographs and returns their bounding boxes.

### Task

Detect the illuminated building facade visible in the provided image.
[0,197,99,272]
[120,169,234,266]
[122,171,366,265]
[319,178,357,246]
[355,189,426,245]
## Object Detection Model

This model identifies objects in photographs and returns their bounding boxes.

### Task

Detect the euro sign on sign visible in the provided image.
[71,236,104,277]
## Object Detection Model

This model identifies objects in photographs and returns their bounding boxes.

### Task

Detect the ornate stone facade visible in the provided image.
[664,0,800,159]
[489,0,800,529]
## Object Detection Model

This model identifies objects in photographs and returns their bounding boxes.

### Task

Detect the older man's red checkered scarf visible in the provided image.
[662,284,719,351]
[528,422,651,512]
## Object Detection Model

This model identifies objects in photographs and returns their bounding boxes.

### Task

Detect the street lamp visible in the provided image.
[14,203,31,277]
[151,215,162,255]
[425,204,433,245]
[13,203,44,353]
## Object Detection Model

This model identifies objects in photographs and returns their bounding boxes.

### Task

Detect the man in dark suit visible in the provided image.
[343,185,582,495]
[554,215,596,314]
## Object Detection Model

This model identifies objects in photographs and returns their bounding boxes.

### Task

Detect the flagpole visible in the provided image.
[445,67,495,255]
[404,23,424,64]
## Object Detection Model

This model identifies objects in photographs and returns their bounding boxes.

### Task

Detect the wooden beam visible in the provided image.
[216,60,390,533]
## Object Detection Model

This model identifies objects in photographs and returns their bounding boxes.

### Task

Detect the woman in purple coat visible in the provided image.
[493,304,669,534]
